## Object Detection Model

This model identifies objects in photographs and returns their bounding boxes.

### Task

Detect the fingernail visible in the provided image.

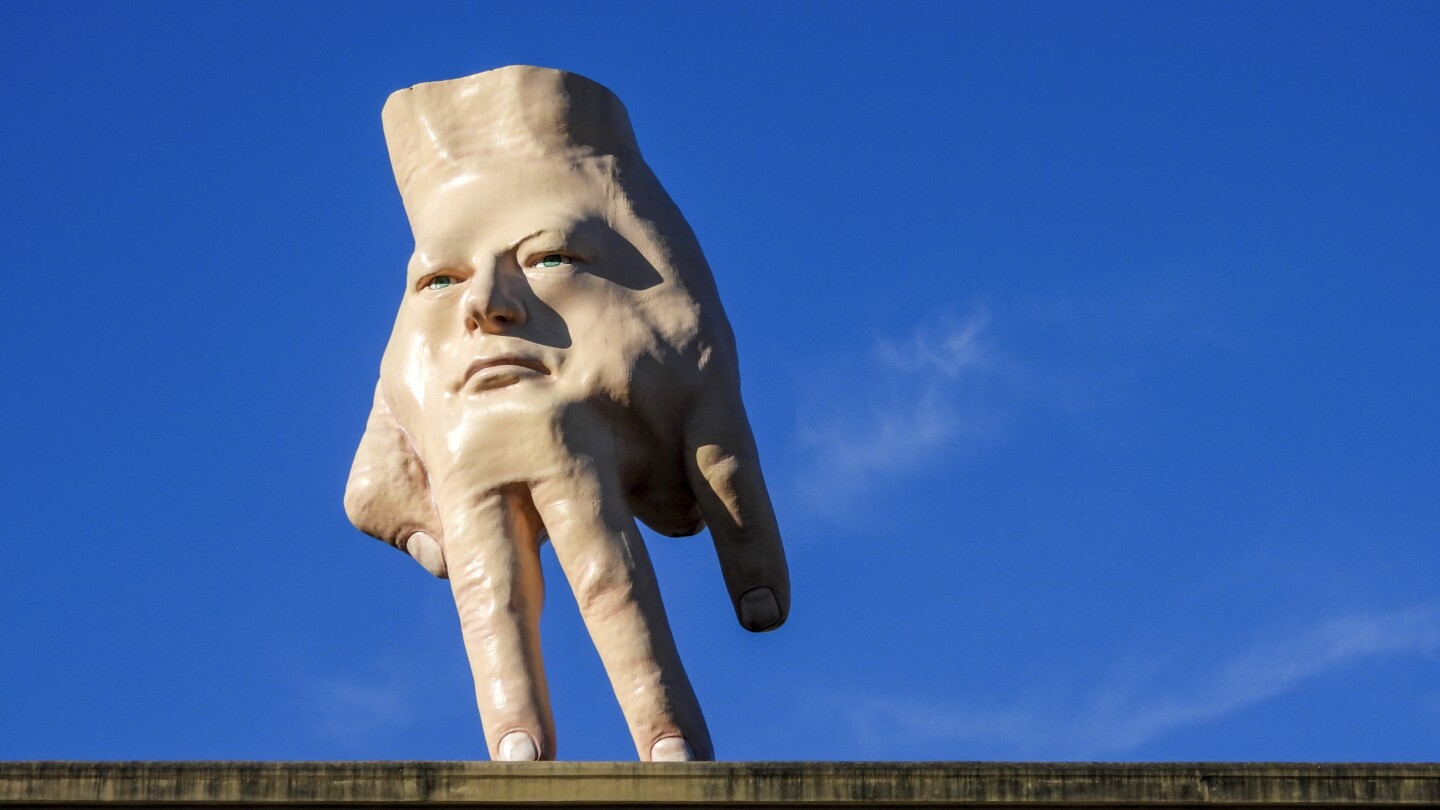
[738,586,782,631]
[406,532,447,578]
[650,736,694,762]
[498,730,539,761]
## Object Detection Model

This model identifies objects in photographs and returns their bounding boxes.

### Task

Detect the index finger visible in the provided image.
[433,483,554,761]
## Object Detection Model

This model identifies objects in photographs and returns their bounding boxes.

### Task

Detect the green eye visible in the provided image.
[427,275,455,290]
[540,254,568,268]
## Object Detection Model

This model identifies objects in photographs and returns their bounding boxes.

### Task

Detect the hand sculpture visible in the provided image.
[343,66,790,762]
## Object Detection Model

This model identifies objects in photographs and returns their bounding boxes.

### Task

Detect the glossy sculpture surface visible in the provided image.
[344,66,789,762]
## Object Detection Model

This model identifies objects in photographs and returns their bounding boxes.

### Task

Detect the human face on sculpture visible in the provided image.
[379,161,698,480]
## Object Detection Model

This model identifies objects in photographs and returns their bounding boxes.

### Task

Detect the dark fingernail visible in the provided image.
[738,586,783,631]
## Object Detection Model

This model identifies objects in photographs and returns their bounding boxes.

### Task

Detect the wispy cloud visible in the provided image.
[874,311,991,379]
[826,602,1440,757]
[785,276,1245,516]
[791,309,1007,512]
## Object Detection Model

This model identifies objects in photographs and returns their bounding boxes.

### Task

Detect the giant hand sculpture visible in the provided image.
[343,66,790,762]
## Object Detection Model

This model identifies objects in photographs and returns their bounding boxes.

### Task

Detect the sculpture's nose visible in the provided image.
[464,260,528,334]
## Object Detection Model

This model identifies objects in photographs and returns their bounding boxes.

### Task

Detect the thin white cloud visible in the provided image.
[785,278,1245,517]
[791,309,1005,512]
[828,602,1440,757]
[874,311,991,379]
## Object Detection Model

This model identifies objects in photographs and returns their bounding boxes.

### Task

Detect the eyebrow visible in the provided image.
[409,249,445,276]
[507,228,566,254]
[412,223,585,275]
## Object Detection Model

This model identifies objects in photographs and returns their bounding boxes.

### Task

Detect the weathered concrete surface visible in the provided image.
[2,762,1439,807]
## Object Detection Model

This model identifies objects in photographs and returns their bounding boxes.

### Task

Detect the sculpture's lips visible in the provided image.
[462,356,550,391]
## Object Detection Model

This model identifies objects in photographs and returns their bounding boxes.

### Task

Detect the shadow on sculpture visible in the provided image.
[344,66,790,762]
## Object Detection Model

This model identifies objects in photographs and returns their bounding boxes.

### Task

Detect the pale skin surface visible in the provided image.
[344,67,789,762]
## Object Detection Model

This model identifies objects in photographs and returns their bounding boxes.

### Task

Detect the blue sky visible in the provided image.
[2,2,1437,761]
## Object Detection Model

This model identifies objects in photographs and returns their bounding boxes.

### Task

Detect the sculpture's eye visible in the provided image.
[522,249,582,275]
[427,275,457,290]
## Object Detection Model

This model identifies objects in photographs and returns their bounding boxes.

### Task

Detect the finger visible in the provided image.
[531,455,713,761]
[344,383,448,577]
[434,483,554,760]
[684,384,791,632]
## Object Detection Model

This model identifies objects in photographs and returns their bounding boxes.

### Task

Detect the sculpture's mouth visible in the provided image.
[462,356,551,392]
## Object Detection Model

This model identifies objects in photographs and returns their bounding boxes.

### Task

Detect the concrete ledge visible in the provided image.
[2,762,1439,807]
